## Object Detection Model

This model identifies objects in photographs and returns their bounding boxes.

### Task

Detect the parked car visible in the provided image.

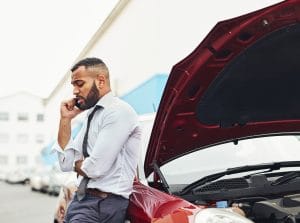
[0,170,7,181]
[5,168,33,184]
[29,165,51,192]
[47,165,74,196]
[55,1,300,222]
[53,173,77,223]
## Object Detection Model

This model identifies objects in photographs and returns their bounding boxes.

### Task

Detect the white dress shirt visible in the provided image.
[54,92,141,198]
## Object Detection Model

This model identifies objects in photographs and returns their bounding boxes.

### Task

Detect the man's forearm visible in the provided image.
[58,118,72,150]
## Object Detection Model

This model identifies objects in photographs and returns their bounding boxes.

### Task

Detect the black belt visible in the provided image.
[85,188,111,198]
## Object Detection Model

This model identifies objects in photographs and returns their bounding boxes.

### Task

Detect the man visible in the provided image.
[54,57,141,222]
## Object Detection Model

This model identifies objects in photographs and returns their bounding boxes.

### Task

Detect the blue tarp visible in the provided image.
[121,74,168,115]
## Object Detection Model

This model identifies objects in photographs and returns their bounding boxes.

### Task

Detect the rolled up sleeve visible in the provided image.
[52,136,83,172]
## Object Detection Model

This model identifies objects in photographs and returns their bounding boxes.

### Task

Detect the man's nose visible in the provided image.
[73,87,79,95]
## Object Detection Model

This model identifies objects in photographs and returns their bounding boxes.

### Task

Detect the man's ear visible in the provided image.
[97,74,105,89]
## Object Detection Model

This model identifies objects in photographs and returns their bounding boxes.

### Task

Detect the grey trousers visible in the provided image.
[64,193,129,223]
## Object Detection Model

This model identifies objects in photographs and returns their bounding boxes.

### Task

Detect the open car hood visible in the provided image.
[145,0,300,177]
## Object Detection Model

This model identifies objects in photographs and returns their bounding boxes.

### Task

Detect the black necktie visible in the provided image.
[77,106,101,201]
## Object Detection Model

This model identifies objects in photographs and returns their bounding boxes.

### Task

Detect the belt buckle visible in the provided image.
[97,190,108,198]
[87,188,109,198]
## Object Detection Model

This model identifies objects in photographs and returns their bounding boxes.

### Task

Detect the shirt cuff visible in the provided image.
[51,138,78,154]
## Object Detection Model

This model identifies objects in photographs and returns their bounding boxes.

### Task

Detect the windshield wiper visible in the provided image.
[180,161,300,195]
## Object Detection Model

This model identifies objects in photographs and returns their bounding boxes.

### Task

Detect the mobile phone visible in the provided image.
[74,98,84,110]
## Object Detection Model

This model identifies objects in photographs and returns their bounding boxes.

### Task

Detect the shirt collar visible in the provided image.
[87,91,114,115]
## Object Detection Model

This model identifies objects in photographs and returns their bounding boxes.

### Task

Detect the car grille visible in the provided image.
[195,178,249,192]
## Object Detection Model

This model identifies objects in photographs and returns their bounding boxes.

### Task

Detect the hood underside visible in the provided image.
[145,0,300,177]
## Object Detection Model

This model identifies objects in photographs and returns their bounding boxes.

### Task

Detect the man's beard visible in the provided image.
[77,82,100,110]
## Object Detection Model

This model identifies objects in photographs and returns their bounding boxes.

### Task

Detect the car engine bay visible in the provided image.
[176,171,300,223]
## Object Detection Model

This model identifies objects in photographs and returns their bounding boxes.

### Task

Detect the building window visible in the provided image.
[17,113,29,121]
[17,134,28,143]
[37,113,44,122]
[0,155,8,165]
[16,155,27,165]
[36,134,44,144]
[0,112,9,121]
[0,133,9,143]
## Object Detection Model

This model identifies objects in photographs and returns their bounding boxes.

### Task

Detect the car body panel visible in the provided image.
[144,0,300,177]
[127,181,202,223]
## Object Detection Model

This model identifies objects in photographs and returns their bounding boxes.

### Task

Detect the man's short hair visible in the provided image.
[71,57,107,72]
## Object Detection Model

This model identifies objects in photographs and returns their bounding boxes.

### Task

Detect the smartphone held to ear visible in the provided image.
[74,98,84,110]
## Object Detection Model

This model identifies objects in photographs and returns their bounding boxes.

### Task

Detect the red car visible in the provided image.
[56,1,300,222]
[128,1,300,222]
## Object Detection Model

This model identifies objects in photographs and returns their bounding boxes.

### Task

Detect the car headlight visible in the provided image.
[194,208,254,223]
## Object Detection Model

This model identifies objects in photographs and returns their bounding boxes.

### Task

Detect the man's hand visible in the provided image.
[74,159,88,177]
[60,99,83,120]
[58,99,83,149]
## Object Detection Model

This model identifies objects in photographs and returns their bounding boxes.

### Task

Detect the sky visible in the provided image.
[0,0,118,98]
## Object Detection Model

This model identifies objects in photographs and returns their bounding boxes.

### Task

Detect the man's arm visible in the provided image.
[55,99,83,172]
[58,118,72,149]
[58,99,82,149]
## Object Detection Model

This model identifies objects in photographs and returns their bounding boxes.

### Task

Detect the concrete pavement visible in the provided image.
[0,181,57,223]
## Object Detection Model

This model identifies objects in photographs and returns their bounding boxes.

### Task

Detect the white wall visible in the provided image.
[86,0,282,96]
[44,0,282,141]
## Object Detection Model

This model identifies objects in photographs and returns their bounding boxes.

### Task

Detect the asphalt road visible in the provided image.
[0,181,58,223]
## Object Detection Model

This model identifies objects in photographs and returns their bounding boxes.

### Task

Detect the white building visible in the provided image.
[0,92,46,171]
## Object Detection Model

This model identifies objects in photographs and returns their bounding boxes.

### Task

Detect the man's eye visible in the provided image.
[76,81,84,87]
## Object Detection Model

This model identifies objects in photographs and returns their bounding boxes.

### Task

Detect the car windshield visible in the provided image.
[159,135,300,185]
